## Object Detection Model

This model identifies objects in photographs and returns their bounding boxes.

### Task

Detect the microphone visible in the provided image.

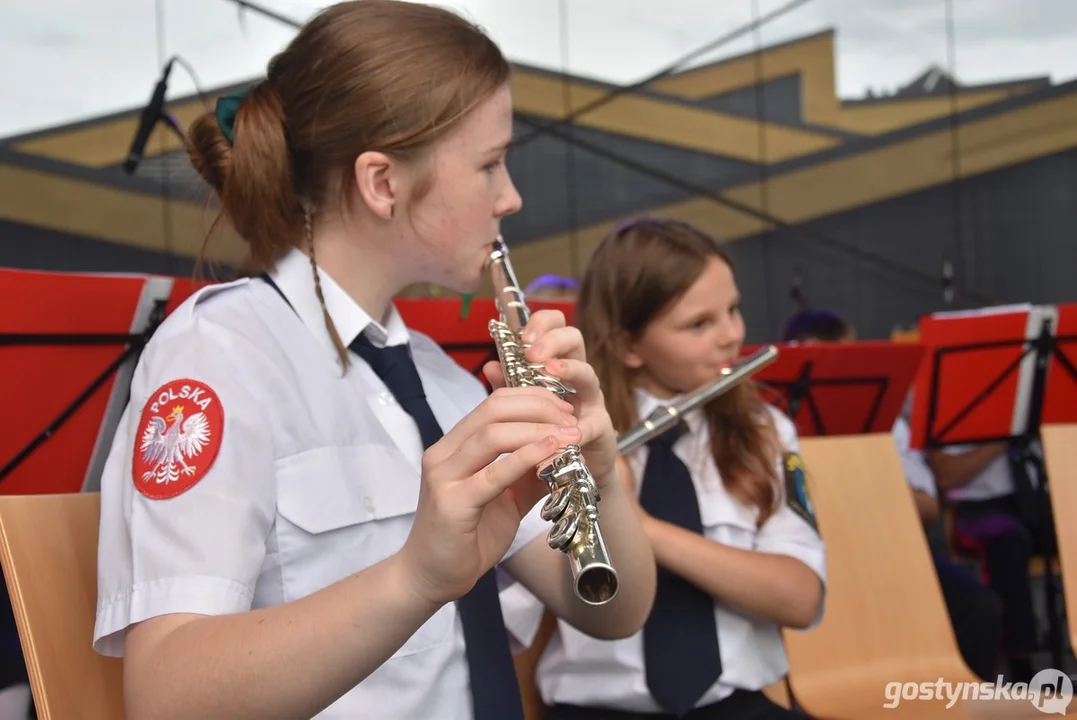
[942,261,955,305]
[789,266,805,311]
[123,58,176,175]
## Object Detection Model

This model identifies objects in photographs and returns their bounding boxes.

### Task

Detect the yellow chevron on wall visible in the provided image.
[1,27,1070,293]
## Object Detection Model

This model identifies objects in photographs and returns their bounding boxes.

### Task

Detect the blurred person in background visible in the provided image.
[0,577,32,720]
[524,274,578,301]
[781,309,1004,682]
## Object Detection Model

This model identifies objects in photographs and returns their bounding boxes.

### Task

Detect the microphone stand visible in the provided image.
[123,58,188,176]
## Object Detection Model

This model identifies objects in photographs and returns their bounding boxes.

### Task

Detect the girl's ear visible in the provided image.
[353,150,397,221]
[622,333,644,369]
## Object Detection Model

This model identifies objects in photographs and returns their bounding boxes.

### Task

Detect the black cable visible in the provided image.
[229,0,304,29]
[217,0,815,155]
[155,0,177,276]
[511,0,816,150]
[212,0,991,304]
[944,0,966,306]
[172,55,212,110]
[558,0,580,277]
[750,0,776,333]
[152,2,212,277]
[513,112,996,305]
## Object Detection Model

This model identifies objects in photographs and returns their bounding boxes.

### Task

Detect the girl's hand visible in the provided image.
[482,309,618,487]
[400,386,582,605]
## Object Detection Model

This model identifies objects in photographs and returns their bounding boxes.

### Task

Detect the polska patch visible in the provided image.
[783,452,818,532]
[132,379,224,500]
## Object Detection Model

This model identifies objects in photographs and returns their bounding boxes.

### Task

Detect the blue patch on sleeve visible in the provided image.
[783,452,818,532]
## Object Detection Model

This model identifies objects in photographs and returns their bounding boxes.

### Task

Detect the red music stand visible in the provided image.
[0,268,575,496]
[906,302,1077,670]
[0,268,205,496]
[396,297,576,386]
[743,341,926,438]
[908,303,1077,449]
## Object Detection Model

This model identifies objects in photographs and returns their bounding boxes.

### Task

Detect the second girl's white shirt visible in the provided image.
[502,389,826,713]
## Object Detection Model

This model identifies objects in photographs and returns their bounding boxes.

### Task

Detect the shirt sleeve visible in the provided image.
[754,408,827,626]
[498,578,548,653]
[891,418,938,498]
[505,499,550,560]
[94,312,279,658]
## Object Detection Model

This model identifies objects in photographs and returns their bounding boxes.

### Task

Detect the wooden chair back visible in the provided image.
[784,434,1041,718]
[1040,424,1077,654]
[0,492,124,719]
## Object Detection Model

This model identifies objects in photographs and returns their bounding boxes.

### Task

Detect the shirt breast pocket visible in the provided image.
[274,445,452,657]
[697,488,758,550]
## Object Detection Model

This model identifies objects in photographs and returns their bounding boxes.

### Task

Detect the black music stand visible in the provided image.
[911,305,1077,670]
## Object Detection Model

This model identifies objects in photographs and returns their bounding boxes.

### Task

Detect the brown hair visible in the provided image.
[576,218,781,524]
[186,0,511,364]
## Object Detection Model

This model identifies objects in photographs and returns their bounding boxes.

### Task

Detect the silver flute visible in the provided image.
[617,345,780,454]
[486,236,619,606]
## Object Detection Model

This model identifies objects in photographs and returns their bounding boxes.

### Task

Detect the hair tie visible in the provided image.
[214,88,250,146]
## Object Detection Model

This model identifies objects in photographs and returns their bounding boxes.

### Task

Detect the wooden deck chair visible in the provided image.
[0,492,124,719]
[514,609,557,720]
[1041,424,1077,655]
[762,678,793,709]
[782,434,1045,719]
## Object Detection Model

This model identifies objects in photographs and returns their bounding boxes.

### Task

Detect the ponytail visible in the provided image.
[187,82,302,273]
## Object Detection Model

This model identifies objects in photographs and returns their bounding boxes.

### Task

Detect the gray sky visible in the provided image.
[2,0,1076,140]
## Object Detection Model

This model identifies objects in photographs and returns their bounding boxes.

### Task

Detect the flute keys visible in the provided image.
[547,512,580,552]
[540,480,572,521]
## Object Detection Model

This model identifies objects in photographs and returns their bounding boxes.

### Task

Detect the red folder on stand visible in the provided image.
[906,303,1077,451]
[743,341,926,437]
[905,302,1077,672]
[396,297,576,386]
[0,268,206,496]
[0,266,575,496]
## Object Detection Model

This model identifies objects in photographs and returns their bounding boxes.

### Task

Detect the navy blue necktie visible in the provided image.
[638,422,722,717]
[350,334,524,720]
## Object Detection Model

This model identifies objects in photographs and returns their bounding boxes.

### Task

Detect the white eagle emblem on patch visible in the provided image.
[132,379,224,500]
[139,405,212,484]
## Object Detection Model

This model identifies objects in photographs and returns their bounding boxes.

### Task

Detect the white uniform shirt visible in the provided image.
[516,390,826,713]
[942,443,1015,502]
[93,247,549,719]
[943,439,1046,502]
[891,417,937,499]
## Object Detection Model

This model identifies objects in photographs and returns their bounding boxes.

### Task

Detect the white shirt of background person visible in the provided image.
[501,390,826,713]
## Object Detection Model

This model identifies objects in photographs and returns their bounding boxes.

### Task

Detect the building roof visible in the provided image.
[846,64,1051,105]
[2,27,1075,288]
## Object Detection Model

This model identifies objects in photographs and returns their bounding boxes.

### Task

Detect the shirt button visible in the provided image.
[378,392,395,406]
[363,496,375,514]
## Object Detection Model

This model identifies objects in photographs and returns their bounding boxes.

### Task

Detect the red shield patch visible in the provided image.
[131,379,224,500]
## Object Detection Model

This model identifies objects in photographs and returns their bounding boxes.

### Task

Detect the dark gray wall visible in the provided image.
[695,74,804,126]
[5,116,1074,346]
[0,219,205,277]
[724,147,1077,344]
[503,114,762,243]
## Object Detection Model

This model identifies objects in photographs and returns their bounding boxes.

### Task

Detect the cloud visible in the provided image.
[1,0,1075,139]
